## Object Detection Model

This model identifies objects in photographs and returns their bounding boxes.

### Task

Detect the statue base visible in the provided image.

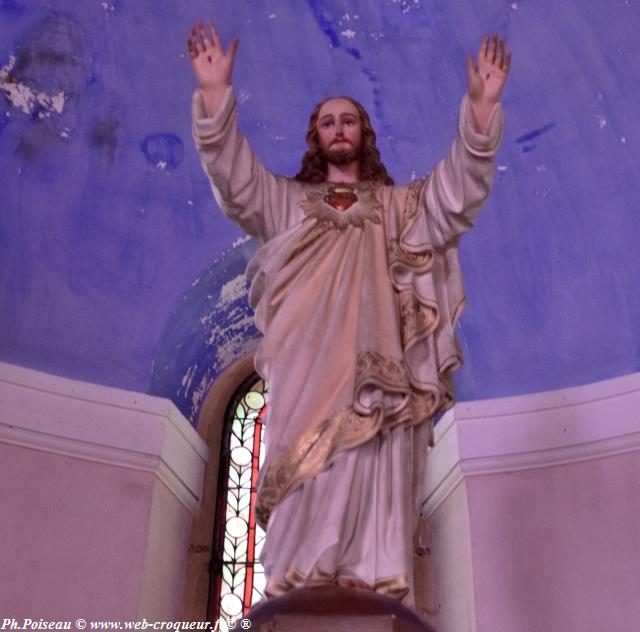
[246,585,436,631]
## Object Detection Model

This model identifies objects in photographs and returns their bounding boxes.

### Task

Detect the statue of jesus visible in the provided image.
[187,19,511,605]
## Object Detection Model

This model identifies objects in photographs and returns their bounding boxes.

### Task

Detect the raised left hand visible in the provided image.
[466,34,511,106]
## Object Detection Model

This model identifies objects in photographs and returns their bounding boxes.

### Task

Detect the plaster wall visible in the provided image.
[0,361,208,620]
[468,452,640,632]
[424,371,640,632]
[0,443,152,619]
[138,478,194,620]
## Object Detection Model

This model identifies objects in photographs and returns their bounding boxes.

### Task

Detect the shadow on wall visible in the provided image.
[150,238,261,428]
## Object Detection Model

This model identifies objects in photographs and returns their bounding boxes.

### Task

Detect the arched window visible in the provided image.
[208,373,268,628]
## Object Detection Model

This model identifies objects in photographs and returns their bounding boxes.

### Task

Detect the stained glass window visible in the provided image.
[209,374,268,629]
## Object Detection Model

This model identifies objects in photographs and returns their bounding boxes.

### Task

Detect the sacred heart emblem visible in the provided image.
[324,186,358,212]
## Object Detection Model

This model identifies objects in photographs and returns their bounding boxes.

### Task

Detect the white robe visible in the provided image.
[192,86,503,603]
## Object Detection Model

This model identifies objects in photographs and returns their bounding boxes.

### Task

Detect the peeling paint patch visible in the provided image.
[219,274,248,306]
[232,235,251,248]
[0,55,68,118]
[181,363,198,395]
[190,374,211,416]
[497,165,508,172]
[341,29,356,39]
[206,313,255,361]
[390,0,421,14]
[150,240,261,427]
[339,13,360,24]
[49,92,65,113]
[596,114,608,130]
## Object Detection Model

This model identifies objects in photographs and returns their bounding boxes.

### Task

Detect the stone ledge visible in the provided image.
[0,360,208,511]
[247,586,436,631]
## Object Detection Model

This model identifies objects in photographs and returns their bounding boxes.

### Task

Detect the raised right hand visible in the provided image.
[187,19,239,94]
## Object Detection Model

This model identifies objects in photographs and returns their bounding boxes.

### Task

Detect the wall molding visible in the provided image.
[424,372,640,516]
[0,361,209,512]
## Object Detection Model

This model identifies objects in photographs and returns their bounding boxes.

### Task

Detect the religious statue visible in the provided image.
[187,18,511,606]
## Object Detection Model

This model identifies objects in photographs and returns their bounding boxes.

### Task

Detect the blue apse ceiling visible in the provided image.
[1,0,639,426]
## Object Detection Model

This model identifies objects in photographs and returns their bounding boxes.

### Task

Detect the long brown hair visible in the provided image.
[294,96,394,185]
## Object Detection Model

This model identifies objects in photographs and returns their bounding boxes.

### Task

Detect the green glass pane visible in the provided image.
[245,391,265,410]
[235,404,246,420]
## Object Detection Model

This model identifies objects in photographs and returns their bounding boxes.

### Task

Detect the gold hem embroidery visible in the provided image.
[265,566,409,601]
[255,351,441,529]
[255,404,382,529]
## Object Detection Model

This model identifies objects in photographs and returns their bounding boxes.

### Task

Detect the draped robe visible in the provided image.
[192,86,503,602]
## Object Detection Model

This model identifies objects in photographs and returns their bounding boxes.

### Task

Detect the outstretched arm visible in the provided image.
[187,19,294,242]
[418,35,511,247]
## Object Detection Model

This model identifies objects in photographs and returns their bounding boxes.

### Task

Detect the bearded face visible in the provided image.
[320,142,361,165]
[316,98,363,167]
[296,95,394,185]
